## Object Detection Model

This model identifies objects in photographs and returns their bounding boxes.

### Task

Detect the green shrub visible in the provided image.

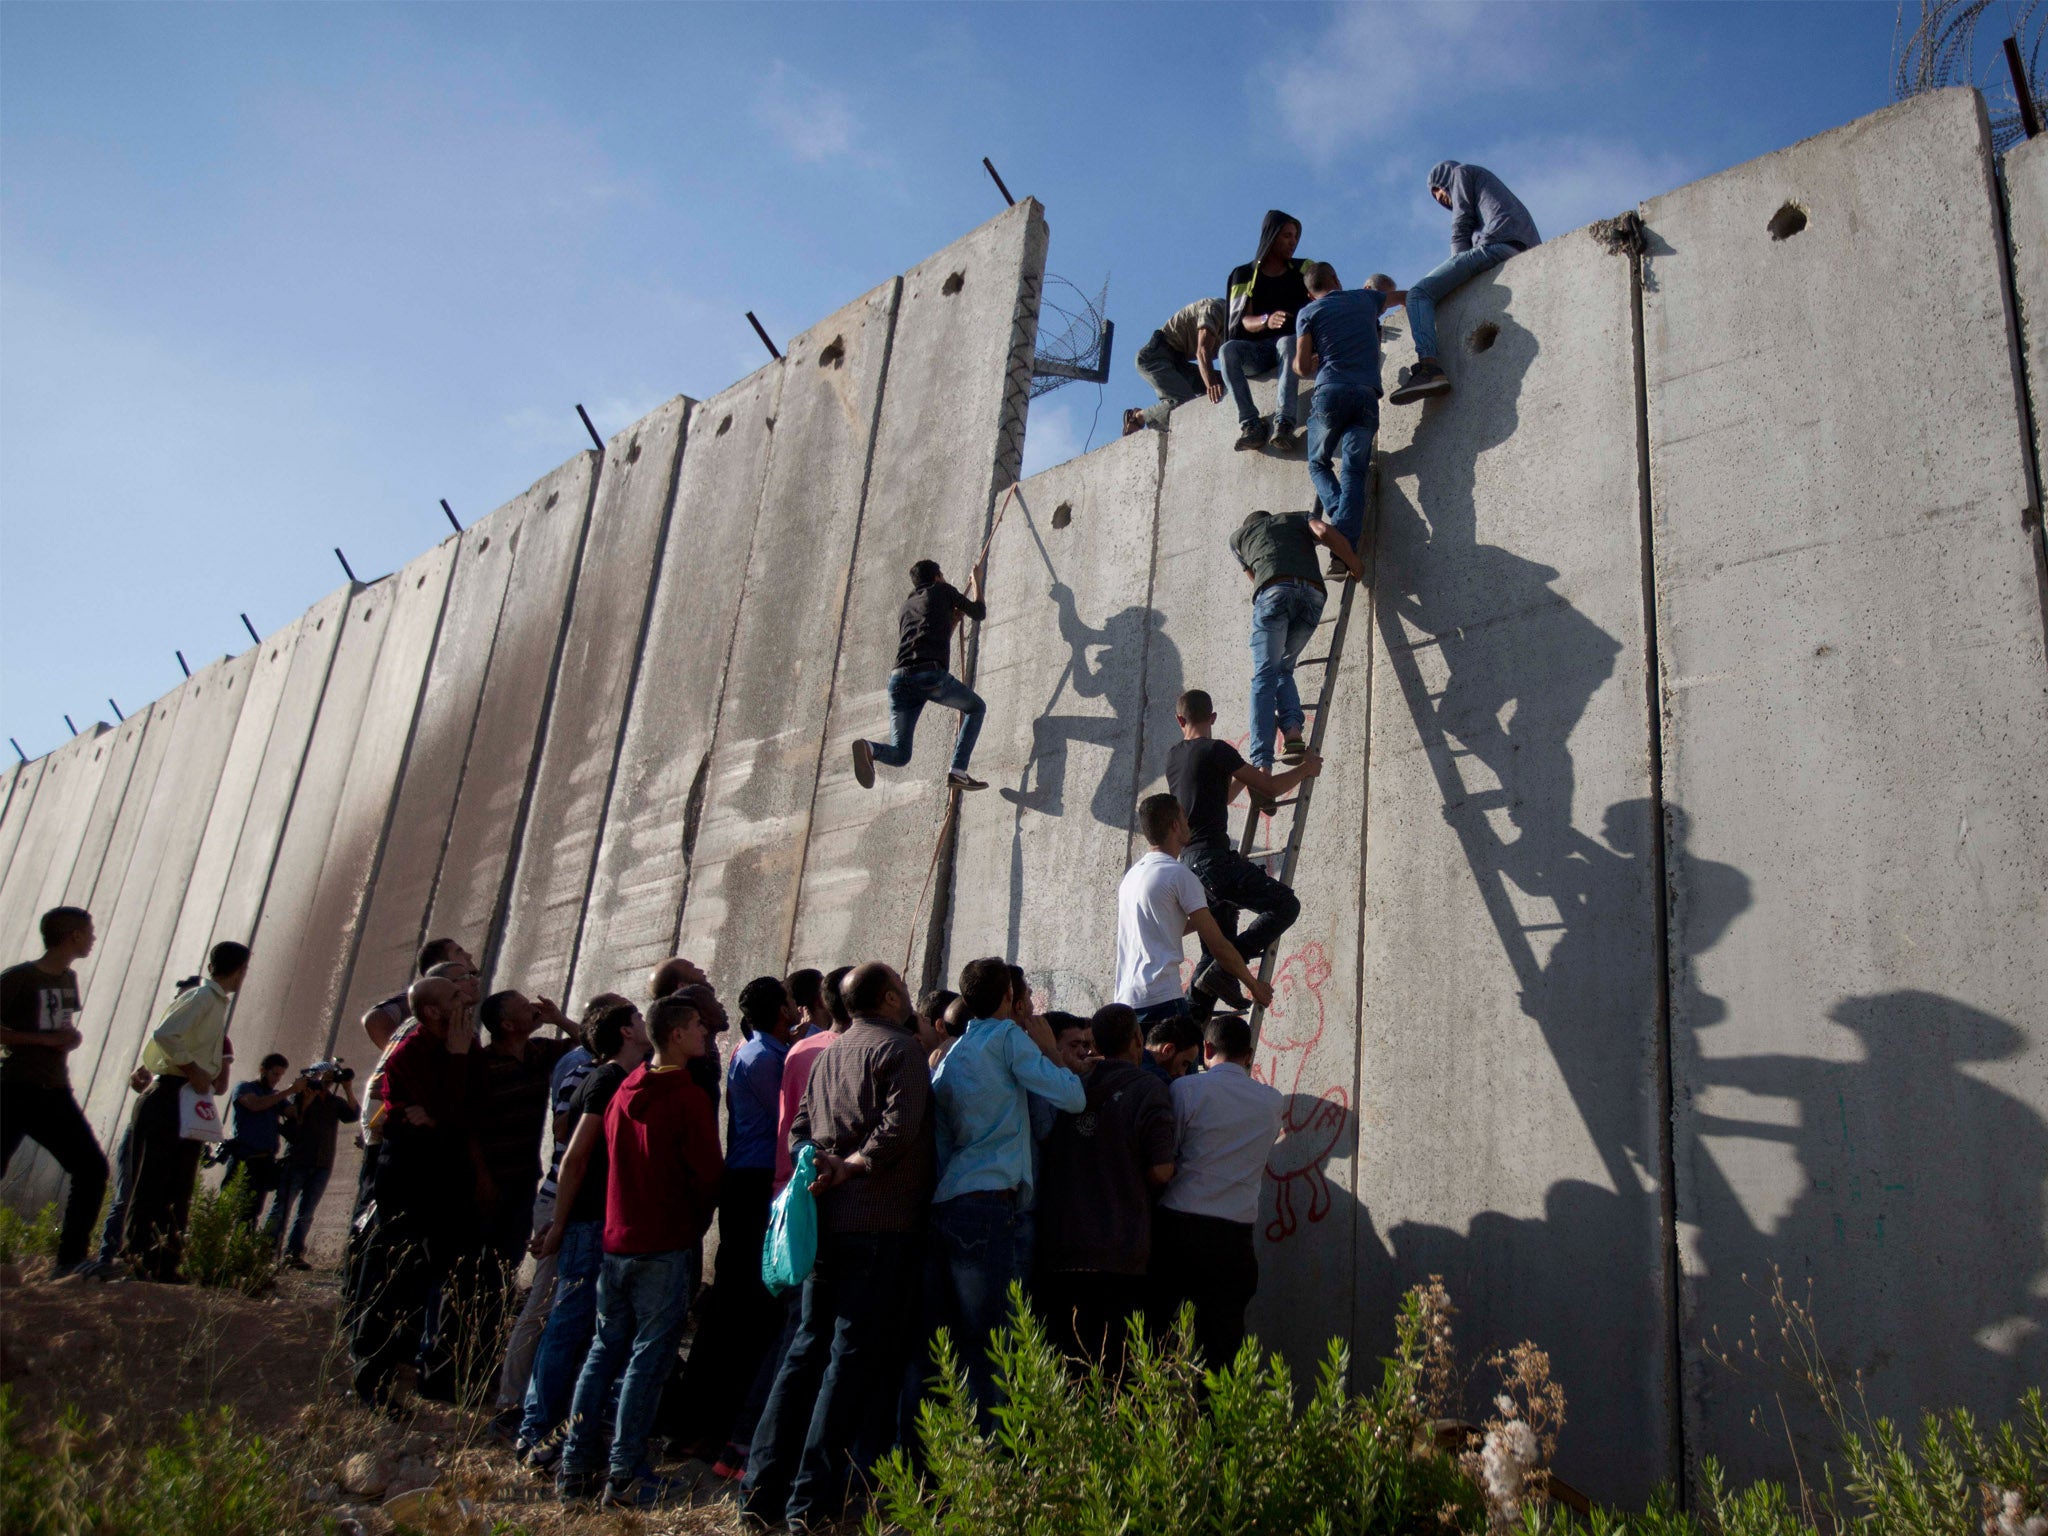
[0,1201,61,1264]
[0,1384,306,1536]
[869,1282,1484,1536]
[182,1172,278,1295]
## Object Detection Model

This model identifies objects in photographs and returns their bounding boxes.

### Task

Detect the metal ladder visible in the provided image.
[1227,551,1364,1039]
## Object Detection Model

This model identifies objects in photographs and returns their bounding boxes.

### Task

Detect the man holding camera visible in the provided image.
[267,1058,359,1268]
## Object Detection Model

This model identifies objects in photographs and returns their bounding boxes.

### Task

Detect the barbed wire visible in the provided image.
[1893,0,2043,152]
[1029,273,1111,400]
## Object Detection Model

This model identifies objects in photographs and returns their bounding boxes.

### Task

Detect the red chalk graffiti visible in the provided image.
[1253,940,1350,1244]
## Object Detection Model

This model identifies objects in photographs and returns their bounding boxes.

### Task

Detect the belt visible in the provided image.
[953,1188,1017,1204]
[1258,575,1324,593]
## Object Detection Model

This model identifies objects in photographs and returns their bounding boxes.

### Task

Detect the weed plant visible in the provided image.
[0,1200,60,1264]
[182,1172,279,1295]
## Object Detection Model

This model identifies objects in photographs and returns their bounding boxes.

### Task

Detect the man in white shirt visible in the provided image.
[1150,1014,1283,1369]
[1114,793,1270,1031]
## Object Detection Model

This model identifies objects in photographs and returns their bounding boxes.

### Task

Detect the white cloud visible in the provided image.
[1478,135,1699,237]
[753,60,861,163]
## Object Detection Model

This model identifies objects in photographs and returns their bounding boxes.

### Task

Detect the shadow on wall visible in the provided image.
[1336,277,2045,1488]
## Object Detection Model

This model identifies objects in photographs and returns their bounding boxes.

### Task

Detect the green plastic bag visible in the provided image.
[763,1142,820,1296]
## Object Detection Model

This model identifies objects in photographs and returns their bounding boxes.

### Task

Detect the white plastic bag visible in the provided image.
[178,1084,224,1142]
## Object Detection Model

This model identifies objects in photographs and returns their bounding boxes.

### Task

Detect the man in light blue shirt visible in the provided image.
[926,956,1086,1420]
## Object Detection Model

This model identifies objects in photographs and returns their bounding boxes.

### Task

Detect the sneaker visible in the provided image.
[1280,735,1306,765]
[1233,421,1270,452]
[947,771,988,791]
[852,738,875,789]
[282,1253,312,1271]
[556,1467,605,1504]
[709,1449,746,1481]
[1270,423,1302,453]
[1122,407,1145,437]
[61,1258,117,1281]
[487,1407,523,1444]
[602,1472,682,1509]
[1193,967,1250,1011]
[523,1440,563,1473]
[1388,360,1451,405]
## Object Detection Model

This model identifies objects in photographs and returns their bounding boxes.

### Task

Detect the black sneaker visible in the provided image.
[852,738,875,789]
[556,1467,605,1504]
[602,1472,683,1509]
[1234,421,1270,452]
[1280,735,1306,765]
[1270,423,1302,453]
[1193,967,1250,1011]
[1388,360,1451,405]
[947,771,988,791]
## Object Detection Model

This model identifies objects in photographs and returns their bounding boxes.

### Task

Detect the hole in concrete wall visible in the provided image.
[1468,322,1499,354]
[270,650,278,661]
[624,437,641,465]
[315,618,324,630]
[544,491,560,511]
[717,414,733,437]
[1767,202,1808,240]
[1051,501,1073,529]
[942,270,965,296]
[1815,643,1833,657]
[819,336,845,368]
[416,574,426,588]
[478,536,491,554]
[93,748,102,761]
[361,609,374,622]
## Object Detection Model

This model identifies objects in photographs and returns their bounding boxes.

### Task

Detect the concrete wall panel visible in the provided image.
[142,585,355,1058]
[1642,88,2048,1483]
[793,202,1048,987]
[61,714,152,913]
[0,761,45,900]
[675,285,897,987]
[2004,134,2048,487]
[74,652,255,1151]
[340,505,526,1030]
[230,547,452,1083]
[1135,372,1367,1383]
[498,398,694,1001]
[947,431,1161,1005]
[1359,230,1668,1499]
[0,726,112,964]
[429,453,600,981]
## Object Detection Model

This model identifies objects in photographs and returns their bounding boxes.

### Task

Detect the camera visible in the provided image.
[305,1059,354,1085]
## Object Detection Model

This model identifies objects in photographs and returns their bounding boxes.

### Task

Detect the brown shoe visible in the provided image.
[1122,408,1146,437]
[852,739,875,789]
[1388,360,1451,405]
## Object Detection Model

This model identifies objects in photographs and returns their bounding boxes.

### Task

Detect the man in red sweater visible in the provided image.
[556,993,722,1509]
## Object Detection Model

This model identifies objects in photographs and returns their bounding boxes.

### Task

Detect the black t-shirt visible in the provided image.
[566,1062,630,1226]
[0,962,80,1092]
[1227,260,1312,340]
[283,1088,362,1170]
[1036,1059,1177,1276]
[895,581,985,672]
[1166,738,1246,852]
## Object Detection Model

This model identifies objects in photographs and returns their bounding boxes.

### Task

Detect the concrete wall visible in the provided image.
[792,201,1048,990]
[674,284,898,988]
[1643,89,2048,1483]
[498,397,694,1001]
[0,726,112,965]
[10,92,2047,1505]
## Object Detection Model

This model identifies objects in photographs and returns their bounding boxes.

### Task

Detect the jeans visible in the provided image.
[669,1167,777,1451]
[1248,581,1327,769]
[520,1218,605,1445]
[0,1082,109,1270]
[497,1187,557,1411]
[122,1077,202,1280]
[1405,242,1517,363]
[1135,330,1206,428]
[743,1228,911,1527]
[1219,333,1302,430]
[98,1121,139,1263]
[868,667,984,777]
[1306,384,1378,548]
[264,1161,332,1259]
[561,1247,698,1482]
[1132,997,1189,1032]
[1184,844,1301,979]
[1148,1208,1260,1372]
[924,1193,1028,1425]
[219,1149,280,1228]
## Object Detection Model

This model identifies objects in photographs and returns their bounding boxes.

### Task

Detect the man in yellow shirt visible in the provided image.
[122,940,249,1281]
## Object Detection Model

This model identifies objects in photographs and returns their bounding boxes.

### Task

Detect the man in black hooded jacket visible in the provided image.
[1221,210,1318,454]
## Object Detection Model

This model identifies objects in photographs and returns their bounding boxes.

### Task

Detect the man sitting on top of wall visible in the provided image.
[1389,160,1539,405]
[1222,210,1320,454]
[1123,296,1226,437]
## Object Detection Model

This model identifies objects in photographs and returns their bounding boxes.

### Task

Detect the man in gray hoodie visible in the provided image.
[1388,161,1540,405]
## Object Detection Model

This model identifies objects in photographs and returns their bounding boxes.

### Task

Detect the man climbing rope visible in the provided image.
[853,558,989,793]
[1222,210,1319,453]
[1388,161,1539,406]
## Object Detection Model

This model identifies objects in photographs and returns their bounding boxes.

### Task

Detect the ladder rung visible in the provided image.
[1296,655,1331,667]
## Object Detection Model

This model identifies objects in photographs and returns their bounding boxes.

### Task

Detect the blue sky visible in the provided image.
[0,2,1954,755]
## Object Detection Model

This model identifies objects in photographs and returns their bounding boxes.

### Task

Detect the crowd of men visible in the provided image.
[0,165,1545,1527]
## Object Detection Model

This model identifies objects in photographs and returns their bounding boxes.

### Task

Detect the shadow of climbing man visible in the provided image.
[999,588,1174,829]
[1680,985,2048,1479]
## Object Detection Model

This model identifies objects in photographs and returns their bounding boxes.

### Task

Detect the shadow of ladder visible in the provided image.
[1232,532,1363,1048]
